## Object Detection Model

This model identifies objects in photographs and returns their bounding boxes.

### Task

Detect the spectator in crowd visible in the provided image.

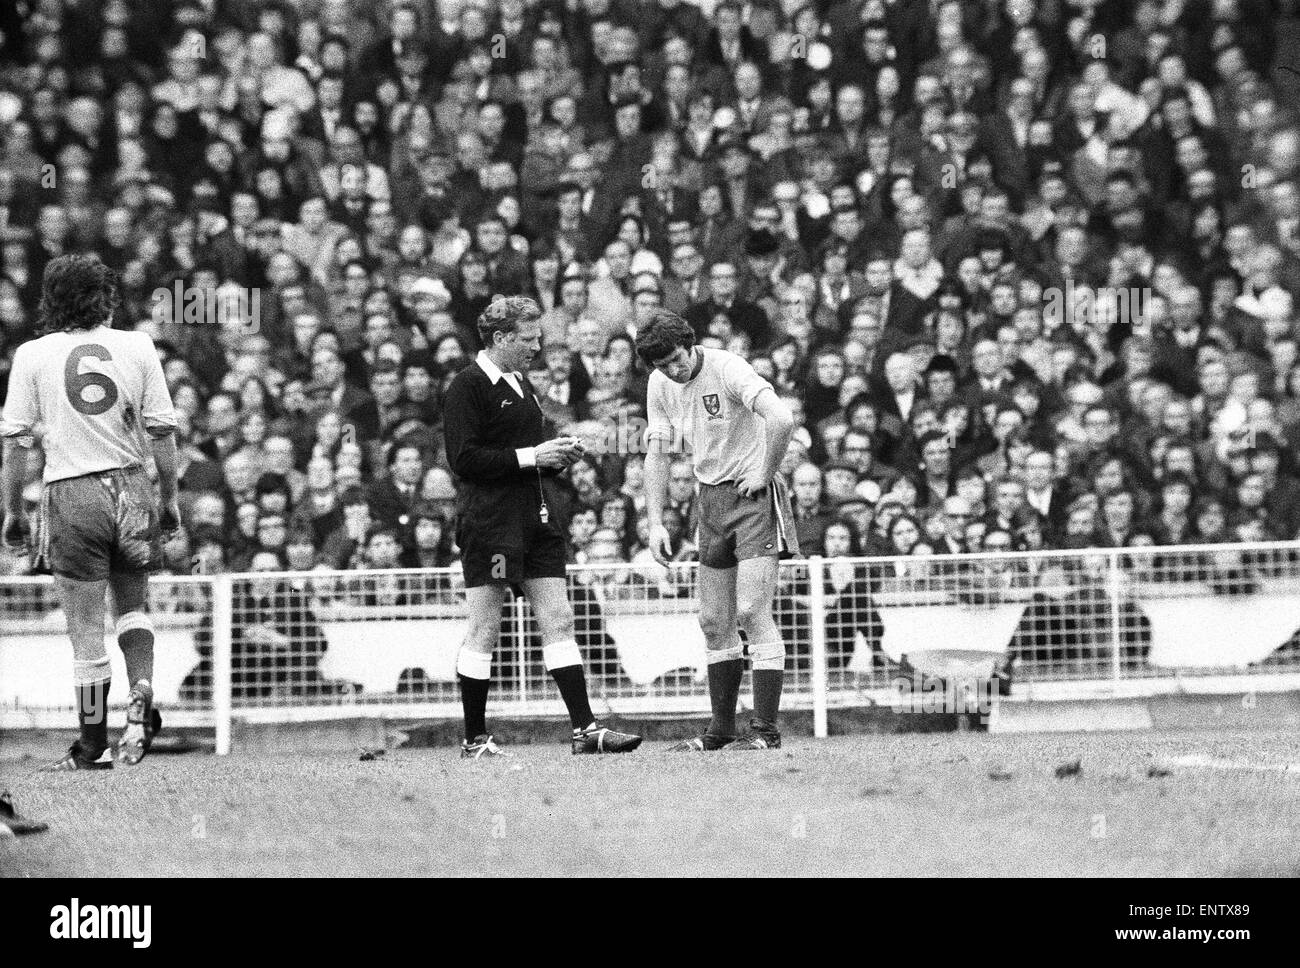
[182,547,333,701]
[0,0,1296,628]
[369,441,426,535]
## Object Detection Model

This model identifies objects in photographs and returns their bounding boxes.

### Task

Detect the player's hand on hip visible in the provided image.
[735,472,769,499]
[648,523,673,567]
[160,500,182,536]
[2,513,29,551]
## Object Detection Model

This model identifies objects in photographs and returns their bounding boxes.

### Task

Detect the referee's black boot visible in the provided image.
[461,734,510,759]
[572,722,643,755]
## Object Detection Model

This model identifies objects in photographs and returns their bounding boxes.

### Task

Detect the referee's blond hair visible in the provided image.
[476,294,540,348]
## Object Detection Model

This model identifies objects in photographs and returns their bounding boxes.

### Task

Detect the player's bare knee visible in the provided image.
[698,608,731,643]
[464,619,498,653]
[734,598,770,635]
[539,611,575,642]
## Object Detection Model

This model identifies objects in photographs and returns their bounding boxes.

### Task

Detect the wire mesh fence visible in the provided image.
[0,573,215,728]
[3,541,1300,749]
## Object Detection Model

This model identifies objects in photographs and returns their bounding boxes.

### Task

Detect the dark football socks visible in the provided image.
[751,671,784,729]
[78,679,111,755]
[549,665,594,730]
[707,658,744,737]
[458,675,489,740]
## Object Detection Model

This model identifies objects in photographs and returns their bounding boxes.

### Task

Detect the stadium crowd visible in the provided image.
[2,0,1300,585]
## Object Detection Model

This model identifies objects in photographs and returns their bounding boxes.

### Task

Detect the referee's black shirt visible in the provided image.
[443,352,564,546]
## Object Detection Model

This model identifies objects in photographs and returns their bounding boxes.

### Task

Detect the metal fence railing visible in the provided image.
[3,540,1300,753]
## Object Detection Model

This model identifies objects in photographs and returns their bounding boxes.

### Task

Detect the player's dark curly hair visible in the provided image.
[476,294,541,348]
[634,308,695,366]
[38,254,121,334]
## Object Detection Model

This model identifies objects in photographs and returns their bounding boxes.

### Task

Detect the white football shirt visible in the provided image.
[646,347,774,486]
[1,326,178,482]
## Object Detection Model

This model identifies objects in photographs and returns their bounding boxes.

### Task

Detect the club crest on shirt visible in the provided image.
[702,393,721,417]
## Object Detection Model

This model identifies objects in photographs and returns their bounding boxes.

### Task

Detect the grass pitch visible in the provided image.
[3,728,1299,877]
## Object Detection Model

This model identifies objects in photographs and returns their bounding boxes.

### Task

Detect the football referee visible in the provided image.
[442,295,641,758]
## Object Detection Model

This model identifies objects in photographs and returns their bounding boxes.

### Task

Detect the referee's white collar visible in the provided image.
[475,350,518,384]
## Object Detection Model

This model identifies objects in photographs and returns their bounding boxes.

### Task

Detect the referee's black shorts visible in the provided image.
[459,508,567,588]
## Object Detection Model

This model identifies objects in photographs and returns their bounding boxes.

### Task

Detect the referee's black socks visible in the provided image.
[456,648,492,740]
[543,641,594,730]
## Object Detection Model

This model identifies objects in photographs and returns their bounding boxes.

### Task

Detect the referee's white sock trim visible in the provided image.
[456,648,493,680]
[749,640,786,671]
[707,643,744,664]
[543,639,582,671]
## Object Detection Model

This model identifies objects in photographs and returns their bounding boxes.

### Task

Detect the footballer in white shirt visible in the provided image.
[638,309,799,751]
[1,255,180,771]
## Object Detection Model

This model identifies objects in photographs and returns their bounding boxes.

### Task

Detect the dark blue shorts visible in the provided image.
[41,467,162,581]
[696,475,800,570]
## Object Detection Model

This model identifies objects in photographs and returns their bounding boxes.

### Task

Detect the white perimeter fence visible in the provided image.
[3,540,1300,753]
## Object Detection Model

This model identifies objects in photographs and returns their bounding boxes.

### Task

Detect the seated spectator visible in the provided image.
[230,549,335,699]
[818,520,893,674]
[181,549,334,701]
[353,526,417,606]
[255,472,293,520]
[567,457,605,513]
[568,507,600,564]
[888,513,924,559]
[791,462,833,550]
[254,512,291,562]
[369,441,426,533]
[3,0,1297,605]
[419,466,458,523]
[319,487,373,569]
[405,503,454,571]
[284,528,320,572]
[596,490,637,560]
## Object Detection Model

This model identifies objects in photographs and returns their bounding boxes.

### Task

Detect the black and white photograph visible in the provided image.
[0,0,1298,927]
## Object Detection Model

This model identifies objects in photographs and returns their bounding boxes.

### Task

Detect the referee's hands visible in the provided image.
[648,523,673,567]
[536,436,586,469]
